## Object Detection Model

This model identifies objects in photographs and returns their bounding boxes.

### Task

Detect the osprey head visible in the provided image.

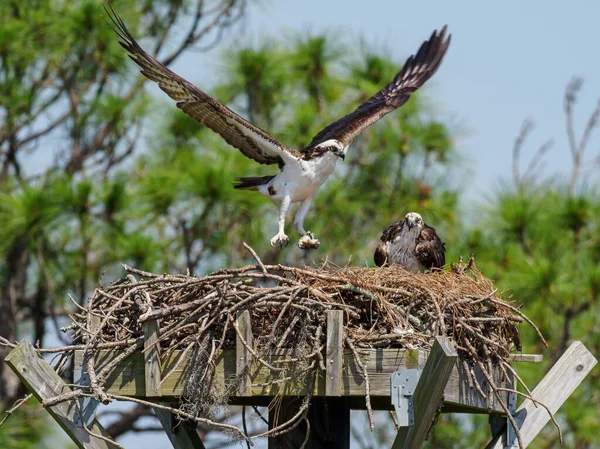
[315,139,348,160]
[404,212,424,230]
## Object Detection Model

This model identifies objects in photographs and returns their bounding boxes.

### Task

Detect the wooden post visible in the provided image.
[325,310,343,396]
[487,341,597,449]
[154,407,206,449]
[269,310,350,448]
[5,341,119,449]
[236,310,253,396]
[144,319,162,397]
[391,336,458,449]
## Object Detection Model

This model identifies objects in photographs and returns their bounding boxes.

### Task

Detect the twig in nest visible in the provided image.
[243,242,268,275]
[463,338,523,449]
[159,341,196,389]
[108,393,254,444]
[346,337,374,431]
[255,393,312,438]
[489,298,547,346]
[500,361,536,407]
[0,393,33,427]
[495,387,562,444]
[233,317,285,373]
[43,390,84,407]
[83,421,125,449]
[97,340,143,385]
[299,417,310,449]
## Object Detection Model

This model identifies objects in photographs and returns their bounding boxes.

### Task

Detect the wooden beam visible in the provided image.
[144,319,162,397]
[325,310,343,396]
[5,341,119,449]
[236,310,253,397]
[507,354,543,363]
[73,347,511,413]
[76,314,101,428]
[154,407,206,449]
[391,336,458,449]
[487,341,597,449]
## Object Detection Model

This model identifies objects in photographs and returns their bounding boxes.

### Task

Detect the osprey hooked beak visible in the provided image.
[332,147,346,160]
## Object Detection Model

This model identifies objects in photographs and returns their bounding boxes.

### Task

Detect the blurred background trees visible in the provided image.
[0,1,598,448]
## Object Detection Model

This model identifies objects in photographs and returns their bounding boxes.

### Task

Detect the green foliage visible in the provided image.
[0,401,57,449]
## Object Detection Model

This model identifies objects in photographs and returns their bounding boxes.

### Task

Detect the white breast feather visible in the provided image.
[387,230,425,273]
[259,152,338,203]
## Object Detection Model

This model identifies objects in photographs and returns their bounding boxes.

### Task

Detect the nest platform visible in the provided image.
[3,254,597,449]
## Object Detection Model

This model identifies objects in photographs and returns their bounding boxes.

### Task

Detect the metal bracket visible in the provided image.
[506,389,520,449]
[391,368,421,427]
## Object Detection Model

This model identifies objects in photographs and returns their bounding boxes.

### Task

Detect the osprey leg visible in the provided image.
[270,195,291,248]
[295,196,320,250]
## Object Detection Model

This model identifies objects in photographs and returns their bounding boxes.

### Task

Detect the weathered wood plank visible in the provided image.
[326,310,343,396]
[236,310,253,397]
[392,336,458,449]
[507,354,543,363]
[73,348,511,413]
[144,320,162,397]
[488,341,597,449]
[154,407,206,449]
[5,341,118,449]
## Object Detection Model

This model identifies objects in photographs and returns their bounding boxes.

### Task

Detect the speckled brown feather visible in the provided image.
[305,26,451,154]
[415,225,446,269]
[104,3,302,166]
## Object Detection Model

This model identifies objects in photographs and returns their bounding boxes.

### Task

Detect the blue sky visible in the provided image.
[46,1,600,448]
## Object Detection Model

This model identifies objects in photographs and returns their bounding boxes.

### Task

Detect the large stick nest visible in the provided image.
[65,252,549,447]
[75,257,533,357]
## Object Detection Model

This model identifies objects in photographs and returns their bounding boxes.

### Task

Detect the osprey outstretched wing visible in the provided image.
[304,26,450,153]
[375,212,446,272]
[106,3,451,250]
[104,4,301,166]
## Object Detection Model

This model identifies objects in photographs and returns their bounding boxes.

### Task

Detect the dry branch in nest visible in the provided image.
[25,250,554,448]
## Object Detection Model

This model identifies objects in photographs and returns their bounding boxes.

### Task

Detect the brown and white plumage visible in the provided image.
[104,3,451,249]
[305,26,451,152]
[374,212,445,272]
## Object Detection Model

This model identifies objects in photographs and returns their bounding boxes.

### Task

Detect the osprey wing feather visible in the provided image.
[305,26,451,153]
[415,226,446,269]
[104,4,301,166]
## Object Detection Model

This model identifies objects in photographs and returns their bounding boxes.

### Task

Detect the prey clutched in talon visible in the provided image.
[270,233,290,249]
[298,232,320,250]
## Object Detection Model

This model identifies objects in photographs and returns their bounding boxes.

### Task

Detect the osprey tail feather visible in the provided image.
[233,175,275,190]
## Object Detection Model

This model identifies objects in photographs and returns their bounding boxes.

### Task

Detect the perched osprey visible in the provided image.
[105,5,451,249]
[374,212,446,272]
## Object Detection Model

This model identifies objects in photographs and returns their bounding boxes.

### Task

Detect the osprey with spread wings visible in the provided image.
[105,5,451,249]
